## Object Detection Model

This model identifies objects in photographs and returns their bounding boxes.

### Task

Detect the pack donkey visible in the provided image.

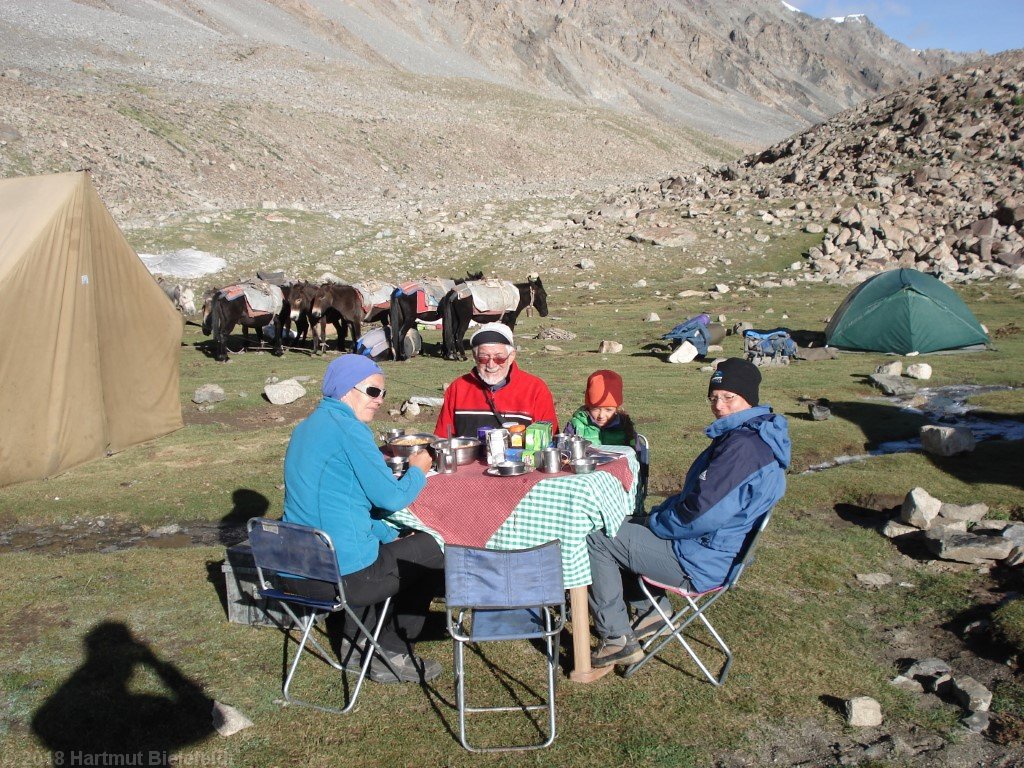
[308,283,364,355]
[389,271,483,361]
[202,284,284,362]
[439,276,548,360]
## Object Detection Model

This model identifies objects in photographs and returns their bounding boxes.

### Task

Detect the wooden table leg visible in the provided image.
[567,585,614,682]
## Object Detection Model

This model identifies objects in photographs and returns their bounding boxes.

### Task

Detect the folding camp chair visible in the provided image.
[445,542,565,752]
[633,433,650,514]
[622,512,772,685]
[247,517,402,714]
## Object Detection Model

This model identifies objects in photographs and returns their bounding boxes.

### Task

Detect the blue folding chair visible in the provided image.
[247,517,402,714]
[623,512,772,685]
[445,542,565,752]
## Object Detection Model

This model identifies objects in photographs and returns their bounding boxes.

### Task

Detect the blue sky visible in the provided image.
[789,1,1024,54]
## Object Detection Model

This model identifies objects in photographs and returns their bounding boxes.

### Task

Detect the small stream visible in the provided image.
[0,518,247,556]
[803,384,1023,473]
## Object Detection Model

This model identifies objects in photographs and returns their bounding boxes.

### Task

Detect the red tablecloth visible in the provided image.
[407,457,633,547]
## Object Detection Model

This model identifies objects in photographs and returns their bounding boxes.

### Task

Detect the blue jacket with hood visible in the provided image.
[647,405,790,593]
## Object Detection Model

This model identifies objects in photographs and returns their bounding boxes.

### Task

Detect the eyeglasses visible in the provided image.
[474,354,510,365]
[707,393,737,405]
[353,384,386,400]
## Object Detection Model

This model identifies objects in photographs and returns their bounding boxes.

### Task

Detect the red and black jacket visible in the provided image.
[434,362,558,438]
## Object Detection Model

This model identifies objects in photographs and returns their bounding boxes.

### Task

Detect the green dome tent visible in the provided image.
[825,269,989,354]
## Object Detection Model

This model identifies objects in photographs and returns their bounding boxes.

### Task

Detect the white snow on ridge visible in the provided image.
[781,1,801,12]
[830,14,866,24]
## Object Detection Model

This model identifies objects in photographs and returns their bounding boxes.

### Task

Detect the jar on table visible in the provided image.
[507,424,526,448]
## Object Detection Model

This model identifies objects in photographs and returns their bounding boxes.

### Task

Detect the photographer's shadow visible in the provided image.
[32,622,214,766]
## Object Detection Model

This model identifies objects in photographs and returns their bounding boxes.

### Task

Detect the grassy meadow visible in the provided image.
[2,214,1024,766]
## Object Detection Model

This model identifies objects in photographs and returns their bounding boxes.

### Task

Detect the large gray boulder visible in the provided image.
[903,657,952,692]
[882,520,922,539]
[937,502,989,523]
[264,379,306,405]
[193,383,226,404]
[948,676,992,713]
[869,373,917,396]
[844,696,882,727]
[905,362,933,380]
[875,361,902,376]
[920,425,976,456]
[211,700,253,737]
[900,487,941,530]
[924,529,1014,564]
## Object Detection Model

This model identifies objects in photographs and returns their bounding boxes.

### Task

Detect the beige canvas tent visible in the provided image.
[0,171,183,487]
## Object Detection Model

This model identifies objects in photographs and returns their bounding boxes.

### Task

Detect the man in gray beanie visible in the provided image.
[585,358,790,667]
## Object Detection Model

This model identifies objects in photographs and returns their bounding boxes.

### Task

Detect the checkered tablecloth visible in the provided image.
[385,448,638,588]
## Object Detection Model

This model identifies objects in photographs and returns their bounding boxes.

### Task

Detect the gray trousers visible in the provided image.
[587,520,693,640]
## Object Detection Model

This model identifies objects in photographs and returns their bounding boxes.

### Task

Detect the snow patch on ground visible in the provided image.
[139,248,227,278]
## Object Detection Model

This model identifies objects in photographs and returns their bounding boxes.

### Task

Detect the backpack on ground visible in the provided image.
[743,328,797,366]
[355,327,422,361]
[662,314,711,357]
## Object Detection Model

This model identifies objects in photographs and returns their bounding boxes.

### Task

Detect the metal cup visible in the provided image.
[435,447,457,474]
[568,436,587,461]
[537,448,562,473]
[384,455,408,478]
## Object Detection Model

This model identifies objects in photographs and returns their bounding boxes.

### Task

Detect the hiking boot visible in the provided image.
[335,639,368,673]
[369,651,442,684]
[591,636,643,668]
[632,612,665,641]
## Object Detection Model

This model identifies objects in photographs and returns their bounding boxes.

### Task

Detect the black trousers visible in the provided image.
[285,532,444,654]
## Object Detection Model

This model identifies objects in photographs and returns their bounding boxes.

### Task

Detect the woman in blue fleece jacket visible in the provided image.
[586,358,790,668]
[282,354,443,684]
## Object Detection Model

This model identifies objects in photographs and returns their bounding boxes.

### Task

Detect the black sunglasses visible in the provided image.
[353,384,386,399]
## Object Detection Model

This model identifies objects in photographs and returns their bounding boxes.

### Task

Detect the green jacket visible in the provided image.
[566,407,633,447]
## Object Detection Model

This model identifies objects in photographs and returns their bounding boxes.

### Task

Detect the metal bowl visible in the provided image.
[441,436,482,465]
[568,457,597,475]
[493,461,530,476]
[386,433,436,457]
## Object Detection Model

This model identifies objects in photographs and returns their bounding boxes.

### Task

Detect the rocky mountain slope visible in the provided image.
[585,51,1024,285]
[383,0,967,139]
[0,0,969,219]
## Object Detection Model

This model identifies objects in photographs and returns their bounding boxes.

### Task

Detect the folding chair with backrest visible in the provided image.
[633,433,650,514]
[246,517,402,714]
[445,542,565,752]
[622,512,772,685]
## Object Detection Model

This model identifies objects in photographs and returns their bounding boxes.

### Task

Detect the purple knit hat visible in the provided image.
[322,354,383,399]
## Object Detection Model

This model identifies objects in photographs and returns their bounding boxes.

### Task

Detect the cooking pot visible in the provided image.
[435,436,482,465]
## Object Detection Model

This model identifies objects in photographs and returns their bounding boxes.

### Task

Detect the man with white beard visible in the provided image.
[434,322,558,438]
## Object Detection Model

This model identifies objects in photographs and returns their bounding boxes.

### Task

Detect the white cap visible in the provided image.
[470,322,514,347]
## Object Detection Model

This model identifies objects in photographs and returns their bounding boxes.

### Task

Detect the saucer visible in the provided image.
[484,464,534,477]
